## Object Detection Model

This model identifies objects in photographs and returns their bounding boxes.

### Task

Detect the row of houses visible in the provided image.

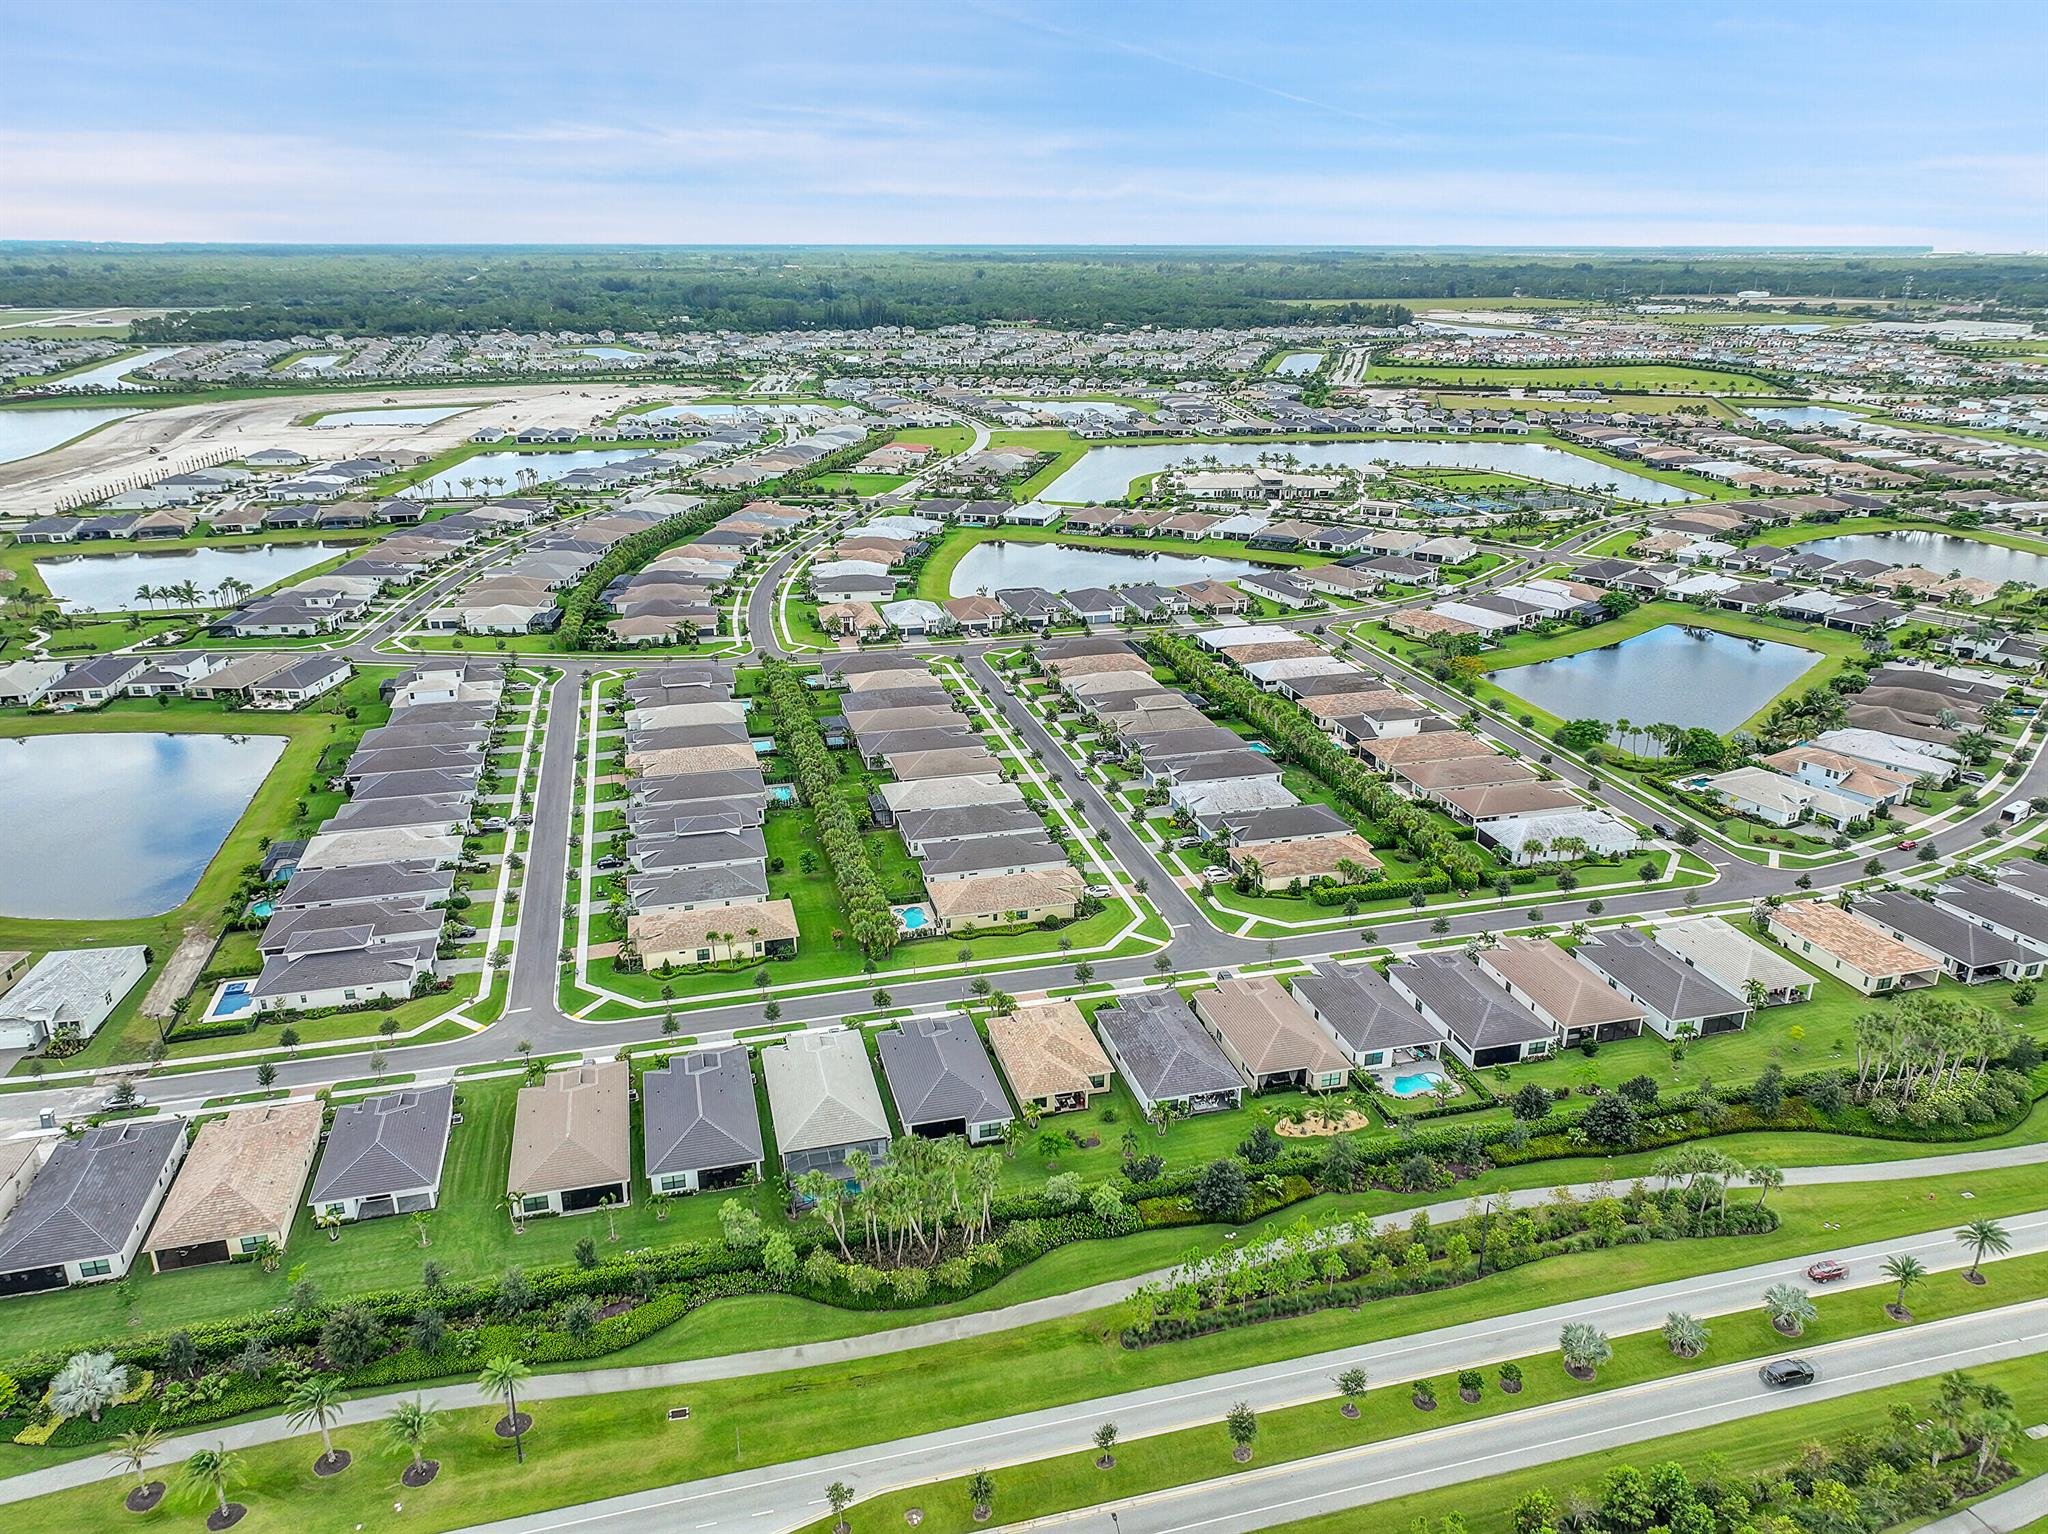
[827,652,1086,933]
[236,660,517,1014]
[695,420,873,491]
[0,650,351,711]
[419,501,671,636]
[604,496,818,645]
[1766,865,2048,992]
[1185,625,1644,868]
[614,662,800,967]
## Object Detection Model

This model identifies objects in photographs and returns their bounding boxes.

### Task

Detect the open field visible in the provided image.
[1368,360,1781,393]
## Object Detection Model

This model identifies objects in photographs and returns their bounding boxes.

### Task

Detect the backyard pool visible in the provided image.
[1390,1070,1450,1098]
[894,903,934,933]
[203,980,256,1022]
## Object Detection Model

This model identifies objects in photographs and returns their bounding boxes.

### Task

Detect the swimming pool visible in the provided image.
[204,980,256,1022]
[770,784,796,805]
[249,900,275,919]
[894,903,933,932]
[1389,1070,1450,1098]
[1246,741,1274,755]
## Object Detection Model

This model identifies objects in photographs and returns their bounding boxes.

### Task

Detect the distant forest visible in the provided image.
[2,247,2043,339]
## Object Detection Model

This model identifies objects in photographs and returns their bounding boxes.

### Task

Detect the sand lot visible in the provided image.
[0,382,719,513]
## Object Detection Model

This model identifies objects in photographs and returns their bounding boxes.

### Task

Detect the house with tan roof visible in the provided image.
[508,1060,633,1218]
[144,1102,322,1271]
[1228,833,1381,891]
[929,868,1084,933]
[816,601,887,638]
[631,899,800,967]
[1479,937,1645,1047]
[1387,609,1479,641]
[985,1001,1114,1115]
[1360,730,1493,768]
[1764,900,1939,996]
[1192,978,1349,1093]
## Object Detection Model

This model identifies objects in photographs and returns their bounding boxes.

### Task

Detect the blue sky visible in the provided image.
[2,0,2042,248]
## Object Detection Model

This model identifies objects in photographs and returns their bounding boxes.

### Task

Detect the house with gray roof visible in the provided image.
[762,1031,892,1181]
[1860,890,2046,984]
[0,1120,187,1294]
[308,1084,455,1222]
[894,801,1045,857]
[1388,953,1556,1068]
[1289,962,1444,1074]
[1573,927,1750,1040]
[1094,990,1242,1116]
[643,1047,765,1195]
[918,831,1068,884]
[877,1015,1012,1143]
[1932,876,2048,951]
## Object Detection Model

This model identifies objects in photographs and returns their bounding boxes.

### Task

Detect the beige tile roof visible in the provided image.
[929,867,1084,922]
[1194,977,1349,1077]
[1300,688,1414,720]
[986,1001,1113,1101]
[1770,900,1940,979]
[1439,781,1584,818]
[1366,730,1494,765]
[507,1060,632,1197]
[816,601,886,633]
[943,596,1006,621]
[144,1102,321,1253]
[1216,639,1325,665]
[632,899,801,955]
[1482,938,1644,1029]
[1045,652,1152,679]
[1388,611,1478,638]
[627,743,761,777]
[1176,579,1249,610]
[1231,833,1380,883]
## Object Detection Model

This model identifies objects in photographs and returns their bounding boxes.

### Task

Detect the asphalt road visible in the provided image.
[450,1296,2048,1534]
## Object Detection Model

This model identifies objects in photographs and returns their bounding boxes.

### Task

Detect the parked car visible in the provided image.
[1806,1259,1849,1283]
[1759,1358,1816,1388]
[1896,839,1918,850]
[1084,884,1112,899]
[1203,866,1232,883]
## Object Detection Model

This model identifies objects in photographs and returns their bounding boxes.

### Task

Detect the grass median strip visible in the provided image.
[779,1254,2048,1534]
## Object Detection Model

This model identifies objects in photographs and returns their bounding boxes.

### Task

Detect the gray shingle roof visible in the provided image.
[1861,891,2036,970]
[1096,990,1240,1101]
[1396,955,1553,1051]
[644,1047,765,1177]
[309,1084,454,1205]
[0,1120,184,1273]
[1573,927,1745,1021]
[1289,963,1441,1055]
[877,1016,1011,1130]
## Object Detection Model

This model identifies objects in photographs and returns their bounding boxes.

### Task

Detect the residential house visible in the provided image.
[1479,937,1645,1047]
[1573,927,1749,1041]
[307,1084,455,1222]
[1095,990,1244,1116]
[762,1031,893,1180]
[1289,963,1444,1076]
[0,1121,187,1294]
[985,1002,1114,1116]
[507,1060,634,1218]
[642,1047,766,1195]
[1192,978,1349,1093]
[0,946,149,1051]
[878,1015,1013,1143]
[1765,901,1939,996]
[1857,891,2046,984]
[1388,953,1556,1067]
[142,1102,322,1271]
[1653,920,1816,1006]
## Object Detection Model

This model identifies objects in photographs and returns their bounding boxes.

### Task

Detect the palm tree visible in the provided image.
[1882,1253,1928,1317]
[1748,1163,1784,1207]
[383,1397,441,1485]
[1762,1282,1816,1337]
[286,1373,349,1473]
[1558,1322,1611,1379]
[1661,1312,1710,1359]
[180,1444,242,1524]
[107,1426,166,1507]
[49,1351,127,1422]
[1956,1218,2011,1284]
[478,1354,533,1464]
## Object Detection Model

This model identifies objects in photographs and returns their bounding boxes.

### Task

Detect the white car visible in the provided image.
[1203,866,1232,883]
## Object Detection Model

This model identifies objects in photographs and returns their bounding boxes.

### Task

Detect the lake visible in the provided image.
[1273,352,1325,375]
[1002,399,1142,422]
[410,448,651,498]
[948,540,1258,596]
[1795,529,2048,588]
[1742,405,1867,430]
[0,732,286,918]
[1494,625,1821,733]
[0,406,139,464]
[46,347,179,391]
[37,543,351,611]
[312,405,475,427]
[1036,440,1699,504]
[576,346,643,360]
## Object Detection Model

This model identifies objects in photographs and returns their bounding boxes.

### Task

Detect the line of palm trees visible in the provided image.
[101,1354,534,1520]
[130,576,254,612]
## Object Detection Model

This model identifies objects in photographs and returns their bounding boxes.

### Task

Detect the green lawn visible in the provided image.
[807,472,910,495]
[1367,361,1780,393]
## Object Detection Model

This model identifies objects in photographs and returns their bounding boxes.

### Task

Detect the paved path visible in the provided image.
[7,1197,2045,1510]
[1917,1474,2048,1534]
